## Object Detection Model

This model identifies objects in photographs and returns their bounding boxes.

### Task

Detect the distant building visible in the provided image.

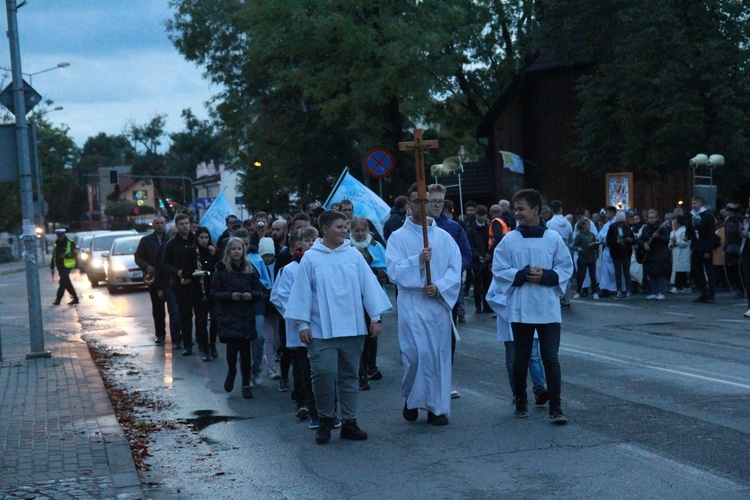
[192,162,246,221]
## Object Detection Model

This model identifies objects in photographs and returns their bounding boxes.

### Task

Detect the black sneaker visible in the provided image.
[52,301,61,306]
[241,385,254,399]
[201,348,211,362]
[224,371,236,393]
[295,405,310,420]
[359,375,370,391]
[210,345,219,359]
[173,341,183,350]
[68,298,79,305]
[315,417,334,444]
[155,336,165,344]
[340,419,368,440]
[367,368,383,381]
[513,397,529,418]
[402,402,418,422]
[549,407,568,425]
[427,412,449,426]
[534,390,550,406]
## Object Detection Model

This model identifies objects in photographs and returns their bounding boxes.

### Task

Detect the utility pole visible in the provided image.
[5,0,49,358]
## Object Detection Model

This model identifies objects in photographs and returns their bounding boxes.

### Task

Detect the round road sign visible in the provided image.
[364,148,395,179]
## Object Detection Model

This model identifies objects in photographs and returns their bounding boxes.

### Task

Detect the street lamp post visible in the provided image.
[0,61,69,85]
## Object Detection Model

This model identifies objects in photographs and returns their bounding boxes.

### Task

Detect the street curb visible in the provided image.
[71,323,144,496]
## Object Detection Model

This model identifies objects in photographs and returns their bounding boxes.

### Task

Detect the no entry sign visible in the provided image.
[363,148,395,179]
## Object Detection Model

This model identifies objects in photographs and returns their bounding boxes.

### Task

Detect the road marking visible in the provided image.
[618,444,746,492]
[661,311,695,318]
[560,345,750,389]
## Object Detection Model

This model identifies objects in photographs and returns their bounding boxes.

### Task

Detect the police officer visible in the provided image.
[50,228,79,305]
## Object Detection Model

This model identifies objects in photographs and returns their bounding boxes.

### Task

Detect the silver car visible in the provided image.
[102,235,146,294]
[86,230,138,286]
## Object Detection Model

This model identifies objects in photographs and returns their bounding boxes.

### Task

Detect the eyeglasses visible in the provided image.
[428,200,445,206]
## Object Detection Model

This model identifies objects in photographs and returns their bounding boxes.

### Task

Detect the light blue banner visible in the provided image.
[200,189,233,242]
[324,170,390,237]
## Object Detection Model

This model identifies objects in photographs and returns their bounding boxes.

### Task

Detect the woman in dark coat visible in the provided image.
[210,237,264,399]
[638,209,671,300]
[186,227,220,361]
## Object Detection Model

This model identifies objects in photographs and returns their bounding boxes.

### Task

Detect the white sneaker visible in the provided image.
[573,293,581,299]
[656,293,665,300]
[450,389,461,399]
[592,293,600,300]
[743,308,750,318]
[669,287,679,294]
[268,366,281,380]
[646,294,657,300]
[252,374,263,387]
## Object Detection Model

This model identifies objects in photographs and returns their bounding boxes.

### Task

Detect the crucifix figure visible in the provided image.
[399,129,439,284]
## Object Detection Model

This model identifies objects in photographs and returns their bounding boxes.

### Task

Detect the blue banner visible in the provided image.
[499,150,525,175]
[324,168,391,237]
[200,189,233,242]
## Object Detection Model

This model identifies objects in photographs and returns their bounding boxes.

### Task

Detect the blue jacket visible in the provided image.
[436,213,472,270]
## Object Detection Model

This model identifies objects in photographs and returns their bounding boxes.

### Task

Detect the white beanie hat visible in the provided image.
[258,237,275,256]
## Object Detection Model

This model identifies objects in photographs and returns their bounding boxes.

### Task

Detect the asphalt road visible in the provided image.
[63,270,750,499]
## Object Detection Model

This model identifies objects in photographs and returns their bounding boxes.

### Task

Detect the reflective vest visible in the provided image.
[488,217,510,247]
[56,239,76,269]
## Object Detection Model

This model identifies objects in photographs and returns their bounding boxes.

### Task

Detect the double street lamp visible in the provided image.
[0,61,69,85]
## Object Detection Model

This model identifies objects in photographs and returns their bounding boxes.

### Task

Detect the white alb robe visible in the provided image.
[284,239,392,339]
[493,227,574,324]
[270,260,304,348]
[598,219,617,291]
[385,218,462,416]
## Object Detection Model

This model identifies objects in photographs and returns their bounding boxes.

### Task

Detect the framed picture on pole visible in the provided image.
[605,172,633,210]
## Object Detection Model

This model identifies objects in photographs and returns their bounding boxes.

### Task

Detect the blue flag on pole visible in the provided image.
[200,188,233,242]
[499,150,525,175]
[324,168,391,237]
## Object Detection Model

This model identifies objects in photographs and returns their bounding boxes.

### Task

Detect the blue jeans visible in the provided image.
[648,275,666,295]
[251,315,265,376]
[504,339,546,394]
[511,323,562,408]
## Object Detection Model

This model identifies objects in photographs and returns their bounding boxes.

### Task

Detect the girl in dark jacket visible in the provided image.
[639,209,671,300]
[186,227,220,361]
[210,237,264,399]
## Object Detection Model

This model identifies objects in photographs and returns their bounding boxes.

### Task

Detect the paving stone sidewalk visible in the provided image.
[0,260,143,499]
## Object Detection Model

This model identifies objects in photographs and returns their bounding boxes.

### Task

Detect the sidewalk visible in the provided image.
[0,260,143,498]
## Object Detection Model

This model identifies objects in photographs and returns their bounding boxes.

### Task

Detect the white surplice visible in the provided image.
[270,260,304,348]
[492,227,574,325]
[284,239,392,339]
[385,218,462,417]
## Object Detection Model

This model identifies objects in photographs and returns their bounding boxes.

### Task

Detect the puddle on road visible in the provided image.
[180,409,252,431]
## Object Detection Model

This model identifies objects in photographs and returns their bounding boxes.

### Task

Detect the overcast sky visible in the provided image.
[1,0,215,150]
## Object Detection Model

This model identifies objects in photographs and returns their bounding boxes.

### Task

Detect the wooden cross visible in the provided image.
[399,129,439,285]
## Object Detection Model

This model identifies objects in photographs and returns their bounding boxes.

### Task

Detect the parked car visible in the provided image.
[73,231,99,271]
[102,235,146,294]
[85,230,138,286]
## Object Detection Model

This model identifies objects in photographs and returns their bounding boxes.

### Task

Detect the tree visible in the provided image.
[167,108,227,180]
[167,0,535,206]
[530,0,750,190]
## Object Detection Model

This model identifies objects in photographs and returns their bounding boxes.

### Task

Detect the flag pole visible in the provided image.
[323,167,348,208]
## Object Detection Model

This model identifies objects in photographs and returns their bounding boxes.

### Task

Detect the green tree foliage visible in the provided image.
[531,0,750,189]
[167,0,535,206]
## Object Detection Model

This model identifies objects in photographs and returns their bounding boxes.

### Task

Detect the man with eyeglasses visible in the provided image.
[426,184,472,398]
[386,183,462,425]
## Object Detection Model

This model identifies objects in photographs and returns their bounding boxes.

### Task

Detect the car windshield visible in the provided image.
[93,235,123,251]
[112,238,141,256]
[79,236,93,249]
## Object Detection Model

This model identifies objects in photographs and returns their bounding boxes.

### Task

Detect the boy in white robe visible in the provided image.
[385,184,462,425]
[493,189,574,425]
[284,210,392,444]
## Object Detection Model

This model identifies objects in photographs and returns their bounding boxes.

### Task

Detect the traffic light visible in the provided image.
[109,170,119,184]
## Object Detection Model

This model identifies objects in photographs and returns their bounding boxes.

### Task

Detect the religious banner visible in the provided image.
[324,167,391,238]
[605,172,633,210]
[499,150,525,175]
[200,188,233,242]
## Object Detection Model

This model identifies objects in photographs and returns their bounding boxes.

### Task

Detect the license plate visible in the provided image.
[131,271,143,278]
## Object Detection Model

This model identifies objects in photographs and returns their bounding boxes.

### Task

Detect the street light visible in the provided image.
[0,61,70,85]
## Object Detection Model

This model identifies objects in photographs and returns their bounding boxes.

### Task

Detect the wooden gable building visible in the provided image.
[476,52,692,213]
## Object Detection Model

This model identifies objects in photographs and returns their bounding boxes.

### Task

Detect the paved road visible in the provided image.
[69,270,750,498]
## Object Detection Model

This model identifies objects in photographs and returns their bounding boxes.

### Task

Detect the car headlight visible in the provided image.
[80,253,88,261]
[112,262,127,272]
[92,259,103,268]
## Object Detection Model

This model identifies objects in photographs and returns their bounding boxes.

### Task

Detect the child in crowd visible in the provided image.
[210,237,265,400]
[572,219,600,299]
[259,237,282,382]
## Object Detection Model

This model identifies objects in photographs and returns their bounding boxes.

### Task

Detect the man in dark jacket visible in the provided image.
[162,213,196,354]
[50,229,79,305]
[688,196,716,303]
[135,215,168,343]
[467,205,491,313]
[383,196,408,242]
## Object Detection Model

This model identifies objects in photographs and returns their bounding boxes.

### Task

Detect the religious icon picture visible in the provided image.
[605,172,633,211]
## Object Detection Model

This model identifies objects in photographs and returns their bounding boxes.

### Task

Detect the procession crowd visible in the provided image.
[48,185,750,445]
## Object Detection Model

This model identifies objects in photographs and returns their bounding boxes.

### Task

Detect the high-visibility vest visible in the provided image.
[488,217,510,247]
[56,240,76,269]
